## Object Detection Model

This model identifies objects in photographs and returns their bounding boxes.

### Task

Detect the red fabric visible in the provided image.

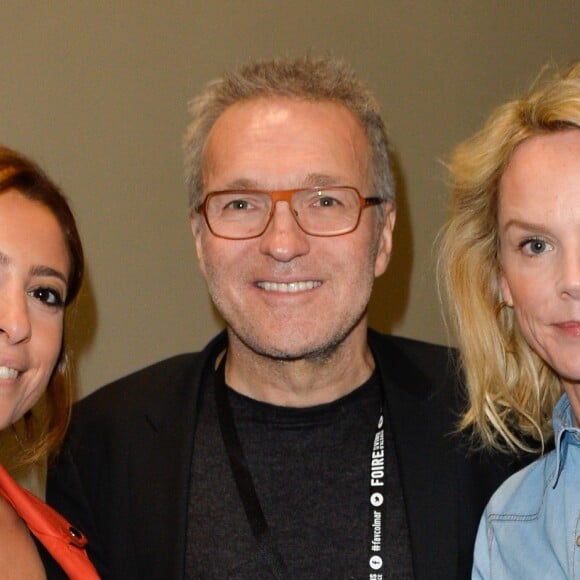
[0,464,99,579]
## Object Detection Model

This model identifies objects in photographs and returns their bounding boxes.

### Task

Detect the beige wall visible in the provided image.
[1,2,578,399]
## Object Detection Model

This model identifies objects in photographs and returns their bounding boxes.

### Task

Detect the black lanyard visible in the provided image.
[214,355,288,578]
[213,354,385,579]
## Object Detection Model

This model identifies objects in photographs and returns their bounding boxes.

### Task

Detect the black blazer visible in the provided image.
[46,330,528,579]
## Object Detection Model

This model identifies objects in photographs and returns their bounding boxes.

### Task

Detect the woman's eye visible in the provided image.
[29,287,64,308]
[520,238,553,256]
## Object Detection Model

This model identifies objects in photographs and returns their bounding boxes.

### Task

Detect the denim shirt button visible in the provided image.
[576,536,580,547]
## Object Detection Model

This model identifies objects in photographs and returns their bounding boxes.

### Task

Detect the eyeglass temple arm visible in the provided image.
[363,197,384,207]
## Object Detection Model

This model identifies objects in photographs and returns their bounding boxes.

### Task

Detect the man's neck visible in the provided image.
[222,328,375,407]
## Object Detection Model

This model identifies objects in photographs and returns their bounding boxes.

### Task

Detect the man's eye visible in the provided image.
[312,196,341,208]
[29,287,64,308]
[224,199,251,210]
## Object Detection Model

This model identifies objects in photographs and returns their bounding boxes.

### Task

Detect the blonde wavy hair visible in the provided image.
[439,61,580,453]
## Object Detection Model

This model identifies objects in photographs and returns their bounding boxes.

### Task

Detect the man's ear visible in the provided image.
[374,202,396,278]
[190,211,208,278]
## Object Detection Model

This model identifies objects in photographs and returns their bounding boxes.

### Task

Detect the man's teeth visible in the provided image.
[0,367,18,379]
[258,281,321,293]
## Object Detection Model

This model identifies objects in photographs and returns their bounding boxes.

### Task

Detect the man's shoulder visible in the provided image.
[368,329,459,386]
[75,332,227,418]
[70,353,200,438]
[98,352,201,394]
[79,353,200,406]
[370,330,454,357]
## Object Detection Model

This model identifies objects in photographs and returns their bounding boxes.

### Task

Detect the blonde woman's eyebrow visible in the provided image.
[501,218,551,234]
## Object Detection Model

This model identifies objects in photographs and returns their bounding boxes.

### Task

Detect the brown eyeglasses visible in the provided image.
[196,186,383,240]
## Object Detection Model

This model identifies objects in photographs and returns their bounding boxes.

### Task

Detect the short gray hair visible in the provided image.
[184,55,395,210]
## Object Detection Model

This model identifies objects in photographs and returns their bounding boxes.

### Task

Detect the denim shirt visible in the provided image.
[473,394,580,579]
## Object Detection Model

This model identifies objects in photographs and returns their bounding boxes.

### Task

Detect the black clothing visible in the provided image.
[185,368,413,578]
[45,330,531,579]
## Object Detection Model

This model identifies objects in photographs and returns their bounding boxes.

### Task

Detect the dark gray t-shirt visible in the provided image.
[185,368,413,579]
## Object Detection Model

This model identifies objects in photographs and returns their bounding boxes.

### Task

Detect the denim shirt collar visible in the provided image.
[552,393,580,487]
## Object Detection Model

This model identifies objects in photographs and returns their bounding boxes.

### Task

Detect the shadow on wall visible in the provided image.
[368,154,412,334]
[67,268,98,399]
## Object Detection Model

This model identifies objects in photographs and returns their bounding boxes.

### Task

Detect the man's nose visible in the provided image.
[0,286,32,345]
[259,201,310,262]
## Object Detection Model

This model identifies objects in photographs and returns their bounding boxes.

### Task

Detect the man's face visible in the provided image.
[192,97,395,360]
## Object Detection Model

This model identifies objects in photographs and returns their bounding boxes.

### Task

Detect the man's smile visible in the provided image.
[255,280,322,293]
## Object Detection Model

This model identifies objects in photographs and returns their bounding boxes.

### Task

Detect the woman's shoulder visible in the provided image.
[0,491,22,527]
[484,450,556,517]
[0,494,46,579]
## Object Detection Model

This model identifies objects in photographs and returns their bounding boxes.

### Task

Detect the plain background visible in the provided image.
[1,2,578,401]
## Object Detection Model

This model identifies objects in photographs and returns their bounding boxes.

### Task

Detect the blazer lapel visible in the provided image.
[131,332,228,579]
[370,332,460,580]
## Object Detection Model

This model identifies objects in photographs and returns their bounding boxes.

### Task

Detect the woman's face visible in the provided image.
[498,129,580,405]
[0,190,69,429]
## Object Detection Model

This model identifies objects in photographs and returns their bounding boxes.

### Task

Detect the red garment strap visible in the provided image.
[0,465,100,579]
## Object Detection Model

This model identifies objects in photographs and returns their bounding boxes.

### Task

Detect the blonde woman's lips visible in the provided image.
[554,321,580,337]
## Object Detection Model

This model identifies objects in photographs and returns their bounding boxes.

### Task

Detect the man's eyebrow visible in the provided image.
[219,174,343,192]
[302,174,340,187]
[0,251,8,266]
[223,178,259,190]
[30,265,68,285]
